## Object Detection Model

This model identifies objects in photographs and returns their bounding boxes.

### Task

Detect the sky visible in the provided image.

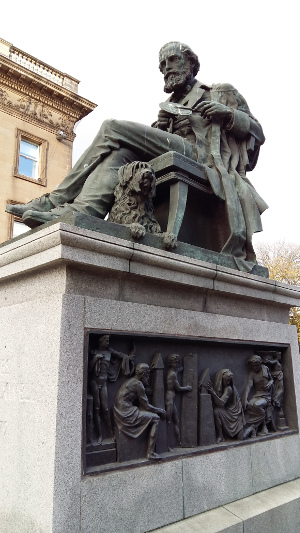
[1,0,299,248]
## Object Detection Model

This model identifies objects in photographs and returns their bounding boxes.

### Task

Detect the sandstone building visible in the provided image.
[0,37,96,243]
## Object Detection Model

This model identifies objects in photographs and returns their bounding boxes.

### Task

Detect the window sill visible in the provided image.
[13,171,46,186]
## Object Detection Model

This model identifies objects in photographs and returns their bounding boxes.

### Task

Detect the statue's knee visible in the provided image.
[101,118,119,133]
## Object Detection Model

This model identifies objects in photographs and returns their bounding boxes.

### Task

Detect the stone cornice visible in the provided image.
[0,56,97,139]
[0,54,96,116]
[1,221,300,311]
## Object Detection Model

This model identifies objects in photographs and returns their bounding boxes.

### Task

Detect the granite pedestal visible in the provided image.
[1,219,300,533]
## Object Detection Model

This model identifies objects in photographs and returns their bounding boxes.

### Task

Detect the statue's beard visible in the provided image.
[141,375,149,386]
[164,68,192,93]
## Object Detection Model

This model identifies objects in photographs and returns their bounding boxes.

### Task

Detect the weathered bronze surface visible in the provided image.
[7,42,267,271]
[165,354,192,449]
[84,333,293,473]
[87,334,135,445]
[207,370,255,443]
[114,363,166,461]
[242,355,276,436]
[108,162,161,239]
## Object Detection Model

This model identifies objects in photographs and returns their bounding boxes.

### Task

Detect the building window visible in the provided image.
[12,218,28,238]
[6,201,29,240]
[14,130,48,185]
[19,139,40,180]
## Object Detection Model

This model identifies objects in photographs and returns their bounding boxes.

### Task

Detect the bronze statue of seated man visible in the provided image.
[6,41,267,263]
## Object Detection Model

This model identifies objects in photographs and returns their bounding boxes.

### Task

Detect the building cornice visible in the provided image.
[0,55,97,140]
[0,55,96,114]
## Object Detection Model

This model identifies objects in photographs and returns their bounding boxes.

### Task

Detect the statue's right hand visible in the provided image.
[157,408,167,419]
[206,380,213,392]
[157,109,172,130]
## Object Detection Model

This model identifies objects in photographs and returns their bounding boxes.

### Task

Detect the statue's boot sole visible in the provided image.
[6,205,25,217]
[23,210,58,228]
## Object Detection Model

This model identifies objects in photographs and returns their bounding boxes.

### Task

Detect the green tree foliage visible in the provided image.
[256,241,300,343]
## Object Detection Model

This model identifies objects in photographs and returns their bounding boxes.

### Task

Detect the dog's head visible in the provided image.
[117,161,156,198]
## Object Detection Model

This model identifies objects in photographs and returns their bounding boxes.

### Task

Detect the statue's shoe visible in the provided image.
[23,204,74,228]
[22,210,59,228]
[147,452,162,461]
[5,194,54,217]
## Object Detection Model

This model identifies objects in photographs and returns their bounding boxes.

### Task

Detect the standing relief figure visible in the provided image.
[165,353,192,449]
[207,369,255,443]
[88,334,135,444]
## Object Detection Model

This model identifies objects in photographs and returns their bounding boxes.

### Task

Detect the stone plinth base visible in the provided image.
[1,221,300,533]
[151,479,300,533]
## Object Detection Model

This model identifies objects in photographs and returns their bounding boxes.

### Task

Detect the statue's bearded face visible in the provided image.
[159,44,193,93]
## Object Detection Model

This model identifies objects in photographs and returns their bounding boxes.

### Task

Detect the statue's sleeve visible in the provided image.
[219,83,265,172]
[222,86,264,141]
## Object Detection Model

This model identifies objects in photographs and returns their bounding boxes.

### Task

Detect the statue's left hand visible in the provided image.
[197,101,233,122]
[264,380,273,391]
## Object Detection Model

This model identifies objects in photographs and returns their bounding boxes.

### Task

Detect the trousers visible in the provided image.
[49,119,196,218]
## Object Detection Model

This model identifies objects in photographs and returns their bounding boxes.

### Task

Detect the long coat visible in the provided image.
[170,80,268,263]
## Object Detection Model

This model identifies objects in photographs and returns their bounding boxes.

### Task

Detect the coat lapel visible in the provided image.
[181,80,211,108]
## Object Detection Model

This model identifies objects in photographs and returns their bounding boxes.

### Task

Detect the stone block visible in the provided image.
[80,461,184,533]
[181,352,198,447]
[86,445,116,468]
[198,393,216,446]
[148,506,243,532]
[151,479,300,533]
[182,445,253,517]
[225,480,300,533]
[250,434,300,493]
[115,428,148,462]
[1,225,300,533]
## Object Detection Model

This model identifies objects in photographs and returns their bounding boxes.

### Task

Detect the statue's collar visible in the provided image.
[180,80,212,108]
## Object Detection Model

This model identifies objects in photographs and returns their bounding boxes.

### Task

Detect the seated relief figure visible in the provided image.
[242,355,274,436]
[114,363,166,460]
[6,41,267,264]
[207,369,255,443]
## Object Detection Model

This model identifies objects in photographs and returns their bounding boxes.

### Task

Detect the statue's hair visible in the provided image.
[98,334,109,342]
[135,363,150,376]
[108,161,161,234]
[214,368,233,396]
[248,354,262,366]
[159,42,200,77]
[222,369,233,379]
[167,353,180,365]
